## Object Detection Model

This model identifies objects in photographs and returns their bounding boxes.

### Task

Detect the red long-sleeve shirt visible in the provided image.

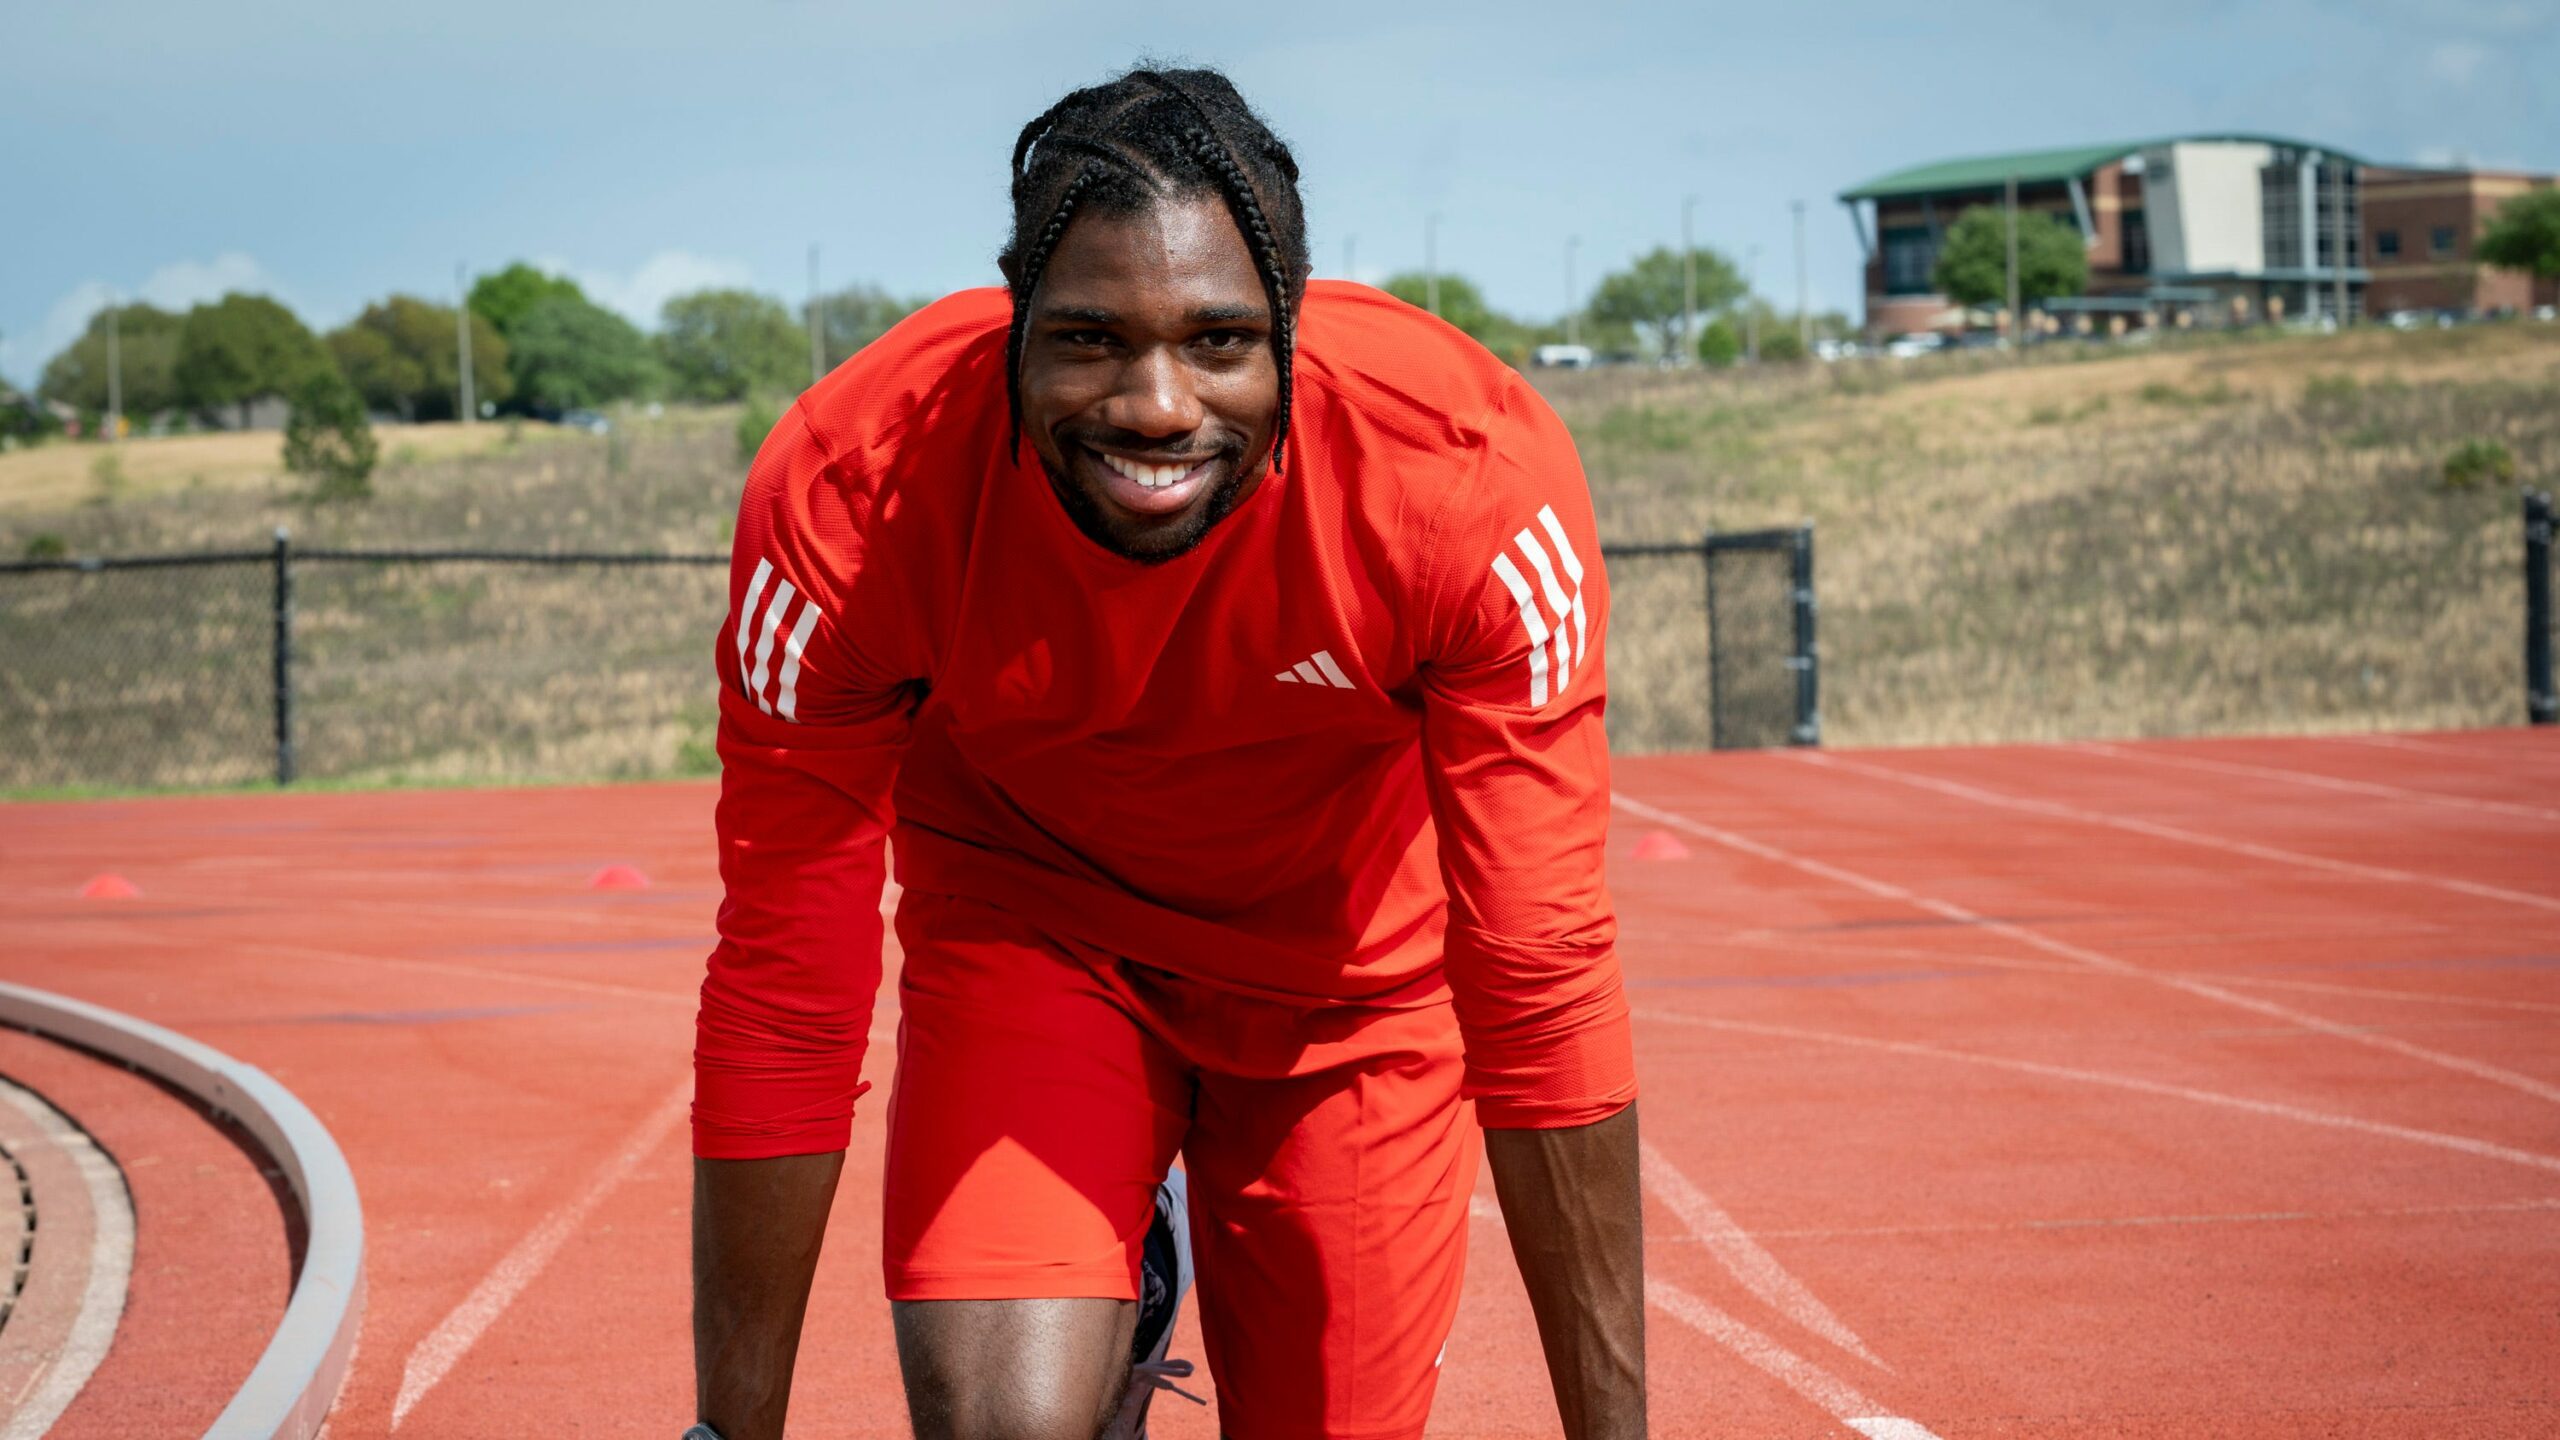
[694,281,1634,1159]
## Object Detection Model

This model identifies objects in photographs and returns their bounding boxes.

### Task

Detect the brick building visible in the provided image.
[1839,135,2554,335]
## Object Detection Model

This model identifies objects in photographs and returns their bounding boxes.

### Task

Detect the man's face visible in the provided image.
[1017,195,1282,564]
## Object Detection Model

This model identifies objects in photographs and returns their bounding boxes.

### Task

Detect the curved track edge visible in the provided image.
[0,981,364,1440]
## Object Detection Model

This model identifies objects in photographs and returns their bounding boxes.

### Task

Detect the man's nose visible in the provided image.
[1100,346,1204,439]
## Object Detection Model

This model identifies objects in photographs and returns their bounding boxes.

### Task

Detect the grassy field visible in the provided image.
[2,320,2554,789]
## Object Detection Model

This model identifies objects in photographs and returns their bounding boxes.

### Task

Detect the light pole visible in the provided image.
[1424,213,1441,316]
[1682,195,1698,367]
[1745,244,1762,363]
[1565,236,1582,348]
[105,296,123,443]
[2004,173,2021,347]
[808,243,825,386]
[1793,199,1810,351]
[455,262,476,425]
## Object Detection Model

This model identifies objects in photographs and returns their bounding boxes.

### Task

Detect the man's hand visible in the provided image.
[1484,1102,1646,1440]
[693,1152,846,1440]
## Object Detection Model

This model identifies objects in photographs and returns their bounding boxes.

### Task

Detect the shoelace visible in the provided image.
[1131,1356,1209,1407]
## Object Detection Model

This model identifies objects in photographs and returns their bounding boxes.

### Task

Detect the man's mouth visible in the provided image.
[1084,444,1220,517]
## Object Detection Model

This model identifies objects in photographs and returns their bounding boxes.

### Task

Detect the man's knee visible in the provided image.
[893,1297,1135,1440]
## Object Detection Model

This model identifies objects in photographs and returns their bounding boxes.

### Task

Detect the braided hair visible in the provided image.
[999,67,1310,467]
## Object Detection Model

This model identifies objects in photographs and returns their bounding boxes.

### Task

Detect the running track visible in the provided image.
[1,728,2554,1437]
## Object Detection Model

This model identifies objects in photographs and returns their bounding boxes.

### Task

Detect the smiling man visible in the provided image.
[689,67,1643,1440]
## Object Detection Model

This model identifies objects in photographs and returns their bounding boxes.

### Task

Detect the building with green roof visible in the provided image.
[1837,134,2374,336]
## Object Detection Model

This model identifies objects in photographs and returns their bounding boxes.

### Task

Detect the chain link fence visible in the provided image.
[0,530,1821,793]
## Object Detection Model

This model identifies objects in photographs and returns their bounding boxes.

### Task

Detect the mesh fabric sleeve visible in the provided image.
[1417,379,1636,1130]
[693,403,916,1161]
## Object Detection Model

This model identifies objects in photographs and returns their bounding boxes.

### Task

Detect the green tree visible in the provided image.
[175,293,329,428]
[2478,187,2560,280]
[326,296,510,421]
[39,303,186,419]
[508,294,659,411]
[813,285,928,370]
[282,370,379,499]
[658,289,807,403]
[468,263,589,342]
[1696,317,1742,368]
[1931,207,2089,309]
[1587,246,1747,360]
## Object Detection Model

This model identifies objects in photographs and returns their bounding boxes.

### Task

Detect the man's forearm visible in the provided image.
[1483,1102,1646,1440]
[693,1151,846,1440]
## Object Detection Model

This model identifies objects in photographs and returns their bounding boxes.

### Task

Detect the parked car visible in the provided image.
[558,408,612,435]
[1531,343,1595,369]
[1882,332,1946,360]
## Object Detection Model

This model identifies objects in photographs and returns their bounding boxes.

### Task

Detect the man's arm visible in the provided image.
[1485,1106,1646,1440]
[691,403,916,1438]
[693,1152,845,1440]
[1419,377,1643,1436]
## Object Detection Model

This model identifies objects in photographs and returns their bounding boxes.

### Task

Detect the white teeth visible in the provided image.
[1098,451,1195,490]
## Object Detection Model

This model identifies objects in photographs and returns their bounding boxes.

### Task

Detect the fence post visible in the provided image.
[2530,489,2555,726]
[272,526,296,785]
[1789,524,1821,746]
[1699,529,1723,749]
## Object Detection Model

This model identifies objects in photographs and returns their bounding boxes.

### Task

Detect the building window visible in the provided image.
[2122,209,2149,274]
[2431,225,2458,257]
[1881,226,1939,296]
[2376,229,2400,259]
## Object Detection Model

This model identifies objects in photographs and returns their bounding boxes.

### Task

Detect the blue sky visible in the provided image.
[7,0,2556,384]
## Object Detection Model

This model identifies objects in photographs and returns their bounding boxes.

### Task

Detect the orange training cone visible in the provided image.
[1630,830,1691,861]
[590,864,651,891]
[78,873,142,900]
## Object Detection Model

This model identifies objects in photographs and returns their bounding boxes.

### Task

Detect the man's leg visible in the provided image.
[883,892,1190,1440]
[893,1297,1135,1440]
[1123,964,1476,1440]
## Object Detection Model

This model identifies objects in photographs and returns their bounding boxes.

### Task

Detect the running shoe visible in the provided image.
[1105,1166,1205,1439]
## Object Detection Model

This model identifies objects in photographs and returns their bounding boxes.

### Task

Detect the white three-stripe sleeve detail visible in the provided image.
[1535,505,1590,668]
[1311,650,1354,689]
[1293,659,1327,685]
[1490,552,1551,708]
[1513,529,1576,688]
[734,559,773,697]
[774,602,822,721]
[748,579,796,714]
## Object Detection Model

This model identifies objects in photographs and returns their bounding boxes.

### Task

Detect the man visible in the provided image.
[691,67,1644,1440]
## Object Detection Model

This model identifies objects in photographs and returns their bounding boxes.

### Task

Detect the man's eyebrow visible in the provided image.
[1037,304,1121,325]
[1189,304,1266,324]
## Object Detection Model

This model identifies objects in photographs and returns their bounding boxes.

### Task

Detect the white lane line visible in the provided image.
[1729,1195,2560,1242]
[2194,972,2560,1018]
[1794,750,2560,917]
[1614,792,2560,1107]
[1632,1006,2560,1177]
[392,1078,691,1429]
[2338,733,2557,763]
[1638,1140,1887,1370]
[2076,742,2560,824]
[1646,1280,1942,1440]
[0,1078,134,1440]
[249,942,698,1006]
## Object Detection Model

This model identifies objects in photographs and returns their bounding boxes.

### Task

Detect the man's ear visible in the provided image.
[997,255,1021,289]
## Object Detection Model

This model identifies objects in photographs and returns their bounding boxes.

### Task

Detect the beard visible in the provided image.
[1038,429,1260,565]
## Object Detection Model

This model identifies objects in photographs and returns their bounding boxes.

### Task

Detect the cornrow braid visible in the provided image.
[998,66,1311,465]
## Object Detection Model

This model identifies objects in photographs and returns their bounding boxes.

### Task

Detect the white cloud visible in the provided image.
[547,249,760,327]
[1,251,282,383]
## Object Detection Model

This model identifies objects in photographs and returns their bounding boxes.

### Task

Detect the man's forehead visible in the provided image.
[1036,199,1268,318]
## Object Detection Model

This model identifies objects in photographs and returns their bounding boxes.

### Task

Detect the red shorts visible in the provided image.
[883,890,1478,1440]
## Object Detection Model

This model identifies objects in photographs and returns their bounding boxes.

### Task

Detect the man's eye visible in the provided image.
[1198,330,1252,350]
[1058,330,1115,348]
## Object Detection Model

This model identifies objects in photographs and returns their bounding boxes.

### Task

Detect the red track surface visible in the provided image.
[1,728,2554,1437]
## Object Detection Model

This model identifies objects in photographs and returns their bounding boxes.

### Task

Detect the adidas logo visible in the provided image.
[1274,649,1355,689]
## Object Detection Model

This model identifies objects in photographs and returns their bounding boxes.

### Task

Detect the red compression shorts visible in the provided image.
[883,890,1479,1440]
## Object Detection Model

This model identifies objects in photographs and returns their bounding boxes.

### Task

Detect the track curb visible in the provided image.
[0,980,363,1440]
